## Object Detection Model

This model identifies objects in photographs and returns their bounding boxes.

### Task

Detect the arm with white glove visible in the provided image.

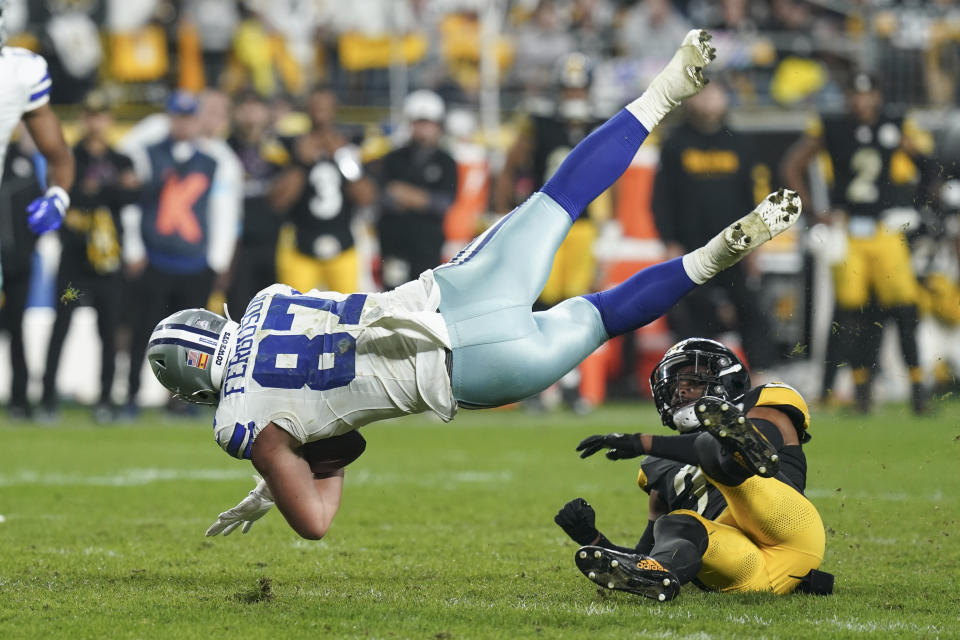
[206,476,275,536]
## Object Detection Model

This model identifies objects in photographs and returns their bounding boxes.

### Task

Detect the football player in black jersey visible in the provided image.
[782,72,933,413]
[272,86,375,294]
[555,338,829,601]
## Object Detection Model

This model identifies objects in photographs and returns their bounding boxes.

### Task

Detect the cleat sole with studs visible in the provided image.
[694,396,780,478]
[574,546,680,602]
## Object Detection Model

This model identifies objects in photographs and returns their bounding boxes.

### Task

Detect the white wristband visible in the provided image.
[46,185,70,209]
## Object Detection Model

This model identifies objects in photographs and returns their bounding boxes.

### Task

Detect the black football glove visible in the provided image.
[576,432,645,460]
[554,497,599,546]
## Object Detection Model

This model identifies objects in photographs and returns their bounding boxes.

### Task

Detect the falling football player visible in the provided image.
[145,30,804,541]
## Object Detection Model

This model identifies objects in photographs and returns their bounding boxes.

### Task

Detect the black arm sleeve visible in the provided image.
[647,433,703,466]
[750,418,785,450]
[751,417,808,491]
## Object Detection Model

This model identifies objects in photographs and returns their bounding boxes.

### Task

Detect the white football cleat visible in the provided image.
[682,188,802,283]
[657,29,717,106]
[720,188,802,262]
[627,29,717,130]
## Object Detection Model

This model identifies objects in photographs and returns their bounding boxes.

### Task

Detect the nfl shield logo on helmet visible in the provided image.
[186,350,209,369]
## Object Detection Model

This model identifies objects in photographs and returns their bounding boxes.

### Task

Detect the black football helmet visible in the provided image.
[650,338,750,430]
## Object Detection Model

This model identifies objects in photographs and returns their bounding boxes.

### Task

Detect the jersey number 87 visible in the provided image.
[252,294,366,391]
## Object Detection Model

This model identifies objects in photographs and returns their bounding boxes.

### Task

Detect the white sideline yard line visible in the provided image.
[806,488,954,503]
[0,468,250,487]
[817,617,943,635]
[342,469,515,488]
[0,468,514,489]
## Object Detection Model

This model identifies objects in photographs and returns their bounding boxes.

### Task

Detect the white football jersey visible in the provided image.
[214,271,457,458]
[0,47,51,185]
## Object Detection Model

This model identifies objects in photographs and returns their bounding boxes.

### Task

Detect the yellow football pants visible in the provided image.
[833,228,919,309]
[276,228,359,294]
[918,272,960,326]
[673,475,825,594]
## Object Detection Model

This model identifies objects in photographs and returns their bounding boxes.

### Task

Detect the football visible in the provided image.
[299,430,367,476]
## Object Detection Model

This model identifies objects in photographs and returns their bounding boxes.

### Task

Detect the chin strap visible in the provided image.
[209,320,240,390]
[671,404,702,433]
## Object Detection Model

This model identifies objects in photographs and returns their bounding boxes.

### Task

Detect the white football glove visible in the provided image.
[205,476,275,537]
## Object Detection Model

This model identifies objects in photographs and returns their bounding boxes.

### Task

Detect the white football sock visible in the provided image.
[625,29,714,131]
[682,242,727,285]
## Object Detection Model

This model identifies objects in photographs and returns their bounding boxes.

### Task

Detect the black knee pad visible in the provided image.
[653,513,709,554]
[650,513,709,584]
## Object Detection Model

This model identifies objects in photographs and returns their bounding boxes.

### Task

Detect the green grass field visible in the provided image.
[1,402,959,639]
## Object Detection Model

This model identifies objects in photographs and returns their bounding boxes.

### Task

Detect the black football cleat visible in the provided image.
[695,396,780,478]
[575,546,680,602]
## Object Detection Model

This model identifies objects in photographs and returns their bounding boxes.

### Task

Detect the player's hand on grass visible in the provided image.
[576,433,646,460]
[205,476,275,536]
[554,498,599,546]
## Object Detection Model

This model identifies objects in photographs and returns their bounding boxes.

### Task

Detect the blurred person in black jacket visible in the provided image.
[226,91,288,314]
[652,82,774,368]
[0,129,43,419]
[374,90,458,290]
[40,91,139,422]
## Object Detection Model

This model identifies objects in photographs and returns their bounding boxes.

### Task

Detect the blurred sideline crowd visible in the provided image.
[4,0,960,112]
[2,0,960,423]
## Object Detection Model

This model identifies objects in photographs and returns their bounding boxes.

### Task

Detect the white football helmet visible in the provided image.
[146,309,238,405]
